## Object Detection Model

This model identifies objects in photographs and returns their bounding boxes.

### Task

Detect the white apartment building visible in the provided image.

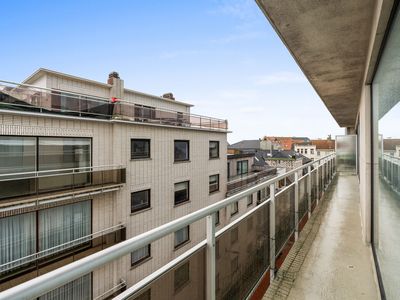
[0,69,228,299]
[294,139,335,160]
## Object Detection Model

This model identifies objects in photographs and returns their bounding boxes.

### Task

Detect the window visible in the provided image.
[247,217,253,232]
[317,151,321,156]
[209,174,220,193]
[174,140,189,162]
[174,181,189,205]
[247,194,253,206]
[39,201,91,251]
[174,262,189,292]
[236,160,248,175]
[0,136,36,175]
[38,137,91,171]
[131,189,151,213]
[311,149,314,155]
[131,244,151,266]
[231,227,238,244]
[230,201,239,216]
[215,211,220,226]
[209,141,219,159]
[131,139,150,159]
[305,149,308,154]
[231,256,239,273]
[174,226,189,248]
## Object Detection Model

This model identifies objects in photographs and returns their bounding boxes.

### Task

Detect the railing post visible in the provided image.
[269,182,276,280]
[294,171,299,241]
[316,162,320,205]
[307,165,312,219]
[206,213,216,300]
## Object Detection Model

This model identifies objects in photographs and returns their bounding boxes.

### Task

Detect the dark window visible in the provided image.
[131,189,151,213]
[174,262,189,292]
[231,227,238,244]
[174,181,189,205]
[209,141,219,159]
[215,211,220,225]
[131,244,151,266]
[174,140,189,161]
[174,226,189,248]
[230,201,239,216]
[247,194,253,206]
[247,217,253,232]
[236,160,248,175]
[209,174,220,193]
[131,139,150,159]
[231,256,239,273]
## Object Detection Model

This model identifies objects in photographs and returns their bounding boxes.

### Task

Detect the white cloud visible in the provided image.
[254,72,307,85]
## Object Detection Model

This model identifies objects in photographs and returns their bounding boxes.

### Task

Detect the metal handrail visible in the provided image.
[0,224,125,272]
[0,154,335,300]
[0,164,125,181]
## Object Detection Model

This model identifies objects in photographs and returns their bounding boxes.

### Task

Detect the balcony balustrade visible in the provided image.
[0,165,126,201]
[0,80,228,131]
[0,154,336,300]
[227,168,277,196]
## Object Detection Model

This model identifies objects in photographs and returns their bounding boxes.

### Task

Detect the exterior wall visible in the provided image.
[265,159,303,171]
[0,71,228,297]
[294,145,316,159]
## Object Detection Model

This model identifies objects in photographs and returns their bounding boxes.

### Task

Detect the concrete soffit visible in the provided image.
[256,0,379,128]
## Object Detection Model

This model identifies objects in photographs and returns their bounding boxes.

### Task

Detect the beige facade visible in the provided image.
[0,69,228,298]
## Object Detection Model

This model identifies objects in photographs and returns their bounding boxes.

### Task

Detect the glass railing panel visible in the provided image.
[275,185,295,255]
[311,170,318,206]
[127,247,206,300]
[216,202,270,300]
[0,177,36,199]
[298,176,308,221]
[38,172,74,192]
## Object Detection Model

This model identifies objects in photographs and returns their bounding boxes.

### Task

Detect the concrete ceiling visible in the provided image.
[257,0,376,127]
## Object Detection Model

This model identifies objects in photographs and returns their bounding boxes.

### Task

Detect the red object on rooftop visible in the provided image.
[111,97,119,103]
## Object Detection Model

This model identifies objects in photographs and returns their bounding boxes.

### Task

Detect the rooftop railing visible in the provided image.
[0,80,228,131]
[0,165,126,200]
[0,154,336,300]
[382,154,400,193]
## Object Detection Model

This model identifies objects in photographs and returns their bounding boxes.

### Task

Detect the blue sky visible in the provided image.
[0,0,342,143]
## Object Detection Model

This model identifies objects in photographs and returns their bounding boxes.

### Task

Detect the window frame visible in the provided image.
[174,181,190,205]
[131,139,151,160]
[174,225,190,249]
[236,160,249,176]
[174,140,190,162]
[230,201,239,216]
[247,194,253,206]
[131,244,151,267]
[209,141,220,159]
[131,189,151,213]
[209,174,220,194]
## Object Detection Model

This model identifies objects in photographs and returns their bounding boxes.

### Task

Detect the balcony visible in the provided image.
[0,80,228,131]
[0,224,126,292]
[226,167,277,196]
[0,165,126,207]
[2,154,376,300]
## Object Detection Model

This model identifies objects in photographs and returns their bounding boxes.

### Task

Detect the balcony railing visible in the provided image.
[0,80,228,131]
[0,224,126,288]
[0,165,126,200]
[381,154,400,193]
[0,154,336,300]
[227,168,278,196]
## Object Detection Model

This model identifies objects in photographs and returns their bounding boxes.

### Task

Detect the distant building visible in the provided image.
[228,139,261,154]
[263,136,310,151]
[383,139,400,157]
[294,139,335,160]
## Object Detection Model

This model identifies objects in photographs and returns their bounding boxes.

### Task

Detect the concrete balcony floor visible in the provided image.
[264,175,379,300]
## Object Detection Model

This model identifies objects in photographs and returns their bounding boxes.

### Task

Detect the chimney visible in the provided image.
[108,71,124,100]
[162,93,175,100]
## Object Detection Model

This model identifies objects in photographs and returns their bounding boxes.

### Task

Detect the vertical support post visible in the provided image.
[269,182,276,280]
[322,159,325,190]
[206,213,216,300]
[316,162,320,205]
[294,171,299,241]
[307,165,312,218]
